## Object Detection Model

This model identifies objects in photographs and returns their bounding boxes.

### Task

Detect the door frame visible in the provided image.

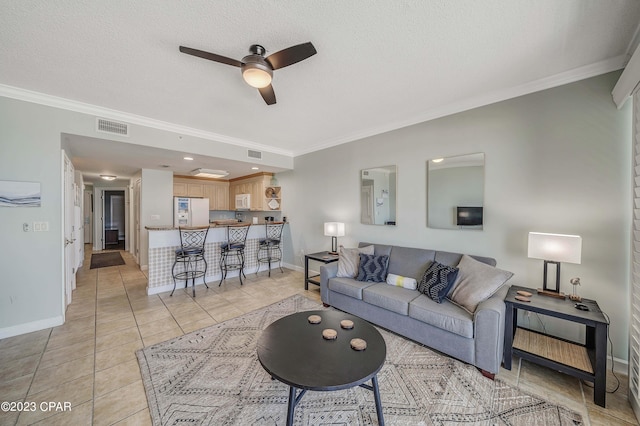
[93,186,129,251]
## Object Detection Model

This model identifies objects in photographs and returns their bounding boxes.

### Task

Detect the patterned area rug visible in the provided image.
[137,295,584,425]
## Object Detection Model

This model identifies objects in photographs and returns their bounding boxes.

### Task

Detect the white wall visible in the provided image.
[428,165,484,229]
[139,169,174,269]
[280,71,632,360]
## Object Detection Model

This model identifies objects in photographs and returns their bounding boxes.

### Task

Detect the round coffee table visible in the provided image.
[257,310,386,425]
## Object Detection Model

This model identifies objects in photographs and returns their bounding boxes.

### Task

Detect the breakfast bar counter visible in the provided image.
[145,222,285,295]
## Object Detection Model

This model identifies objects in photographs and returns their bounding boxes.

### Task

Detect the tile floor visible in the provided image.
[0,246,637,425]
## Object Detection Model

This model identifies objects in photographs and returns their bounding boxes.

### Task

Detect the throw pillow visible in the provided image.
[449,254,514,314]
[356,254,390,282]
[417,261,459,303]
[336,245,374,278]
[386,273,418,290]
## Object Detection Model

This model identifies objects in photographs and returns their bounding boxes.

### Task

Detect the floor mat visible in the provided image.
[90,251,125,269]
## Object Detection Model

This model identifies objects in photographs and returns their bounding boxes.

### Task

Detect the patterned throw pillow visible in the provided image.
[418,261,459,303]
[336,245,375,278]
[356,254,390,282]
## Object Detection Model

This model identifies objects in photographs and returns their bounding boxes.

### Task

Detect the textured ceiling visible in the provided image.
[2,1,640,160]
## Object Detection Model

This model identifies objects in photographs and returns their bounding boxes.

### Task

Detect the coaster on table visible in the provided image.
[515,295,531,302]
[308,315,322,324]
[340,320,354,329]
[516,290,533,297]
[350,338,367,351]
[322,329,337,340]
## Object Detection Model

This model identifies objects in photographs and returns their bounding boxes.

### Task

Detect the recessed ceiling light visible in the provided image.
[251,167,259,170]
[184,156,194,161]
[100,175,117,181]
[432,158,444,163]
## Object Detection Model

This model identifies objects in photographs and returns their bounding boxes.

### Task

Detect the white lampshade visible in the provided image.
[324,222,345,237]
[528,232,582,264]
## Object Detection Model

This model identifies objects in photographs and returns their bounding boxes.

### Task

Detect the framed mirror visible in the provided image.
[427,153,484,230]
[361,165,397,225]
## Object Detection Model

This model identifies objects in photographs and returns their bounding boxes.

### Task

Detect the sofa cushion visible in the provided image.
[386,273,418,290]
[449,254,514,314]
[362,284,420,315]
[328,277,376,300]
[356,254,390,282]
[387,246,436,281]
[417,261,459,303]
[336,245,374,278]
[409,294,474,338]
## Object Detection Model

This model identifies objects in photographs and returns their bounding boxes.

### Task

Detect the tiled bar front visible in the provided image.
[146,226,268,295]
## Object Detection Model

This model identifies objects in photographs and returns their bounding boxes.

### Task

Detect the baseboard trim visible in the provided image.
[611,356,628,375]
[0,315,64,339]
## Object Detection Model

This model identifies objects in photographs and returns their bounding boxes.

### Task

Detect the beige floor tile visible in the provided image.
[93,380,148,426]
[137,318,181,339]
[95,339,144,372]
[134,307,173,325]
[45,325,94,351]
[50,317,94,338]
[96,310,135,325]
[0,411,20,426]
[0,353,41,382]
[584,383,638,424]
[39,338,95,370]
[29,354,94,395]
[30,400,93,426]
[112,408,152,425]
[206,305,245,322]
[96,326,141,352]
[518,360,585,414]
[0,374,33,402]
[96,314,138,338]
[588,405,638,425]
[142,327,184,347]
[0,329,50,350]
[180,316,219,333]
[95,359,142,396]
[16,374,93,425]
[0,335,48,360]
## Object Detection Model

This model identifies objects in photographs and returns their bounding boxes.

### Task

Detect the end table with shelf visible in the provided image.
[304,251,339,290]
[503,285,609,407]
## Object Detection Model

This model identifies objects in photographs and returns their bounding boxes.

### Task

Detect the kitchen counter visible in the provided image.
[145,221,284,231]
[146,222,287,295]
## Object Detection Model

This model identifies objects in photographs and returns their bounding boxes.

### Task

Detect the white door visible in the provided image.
[360,183,374,224]
[83,190,92,243]
[62,151,75,307]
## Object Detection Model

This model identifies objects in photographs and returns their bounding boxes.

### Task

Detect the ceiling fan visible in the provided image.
[179,42,317,105]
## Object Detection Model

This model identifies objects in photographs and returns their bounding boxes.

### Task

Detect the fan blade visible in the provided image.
[258,85,276,105]
[179,46,243,67]
[265,42,317,70]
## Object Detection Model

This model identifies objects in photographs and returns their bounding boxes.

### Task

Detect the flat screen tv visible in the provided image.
[456,206,483,226]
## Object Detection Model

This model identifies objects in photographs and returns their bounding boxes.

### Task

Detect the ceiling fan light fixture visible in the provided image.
[190,168,229,179]
[100,174,117,181]
[241,60,273,88]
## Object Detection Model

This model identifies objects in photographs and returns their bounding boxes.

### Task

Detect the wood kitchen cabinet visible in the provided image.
[228,173,279,211]
[173,177,230,210]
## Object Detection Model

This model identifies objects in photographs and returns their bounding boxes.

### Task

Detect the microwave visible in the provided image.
[235,194,251,210]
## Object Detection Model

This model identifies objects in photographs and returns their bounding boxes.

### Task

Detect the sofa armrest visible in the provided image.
[319,263,338,303]
[473,285,509,374]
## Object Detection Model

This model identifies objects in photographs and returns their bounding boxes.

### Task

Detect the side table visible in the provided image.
[503,285,609,407]
[304,251,339,290]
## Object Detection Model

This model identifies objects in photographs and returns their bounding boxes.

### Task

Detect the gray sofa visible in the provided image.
[319,242,509,375]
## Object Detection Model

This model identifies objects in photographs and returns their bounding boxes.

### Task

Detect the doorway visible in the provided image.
[103,190,126,250]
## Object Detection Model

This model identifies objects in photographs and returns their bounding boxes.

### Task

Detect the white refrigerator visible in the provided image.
[174,197,210,227]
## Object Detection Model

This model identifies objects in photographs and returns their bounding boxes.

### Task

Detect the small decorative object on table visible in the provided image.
[322,328,338,340]
[308,315,322,324]
[569,277,581,301]
[350,338,367,351]
[340,319,354,329]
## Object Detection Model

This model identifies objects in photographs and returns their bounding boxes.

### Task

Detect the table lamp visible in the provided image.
[527,232,582,298]
[324,222,345,255]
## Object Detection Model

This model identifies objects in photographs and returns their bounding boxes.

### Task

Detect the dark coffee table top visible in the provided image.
[257,310,386,391]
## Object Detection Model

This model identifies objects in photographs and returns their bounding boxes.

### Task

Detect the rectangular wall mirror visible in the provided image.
[361,165,397,225]
[427,153,484,230]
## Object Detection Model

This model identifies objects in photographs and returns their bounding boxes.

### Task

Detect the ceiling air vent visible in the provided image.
[247,149,262,160]
[96,118,129,137]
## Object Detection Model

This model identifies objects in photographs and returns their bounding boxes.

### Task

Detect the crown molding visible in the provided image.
[0,84,295,157]
[293,55,628,156]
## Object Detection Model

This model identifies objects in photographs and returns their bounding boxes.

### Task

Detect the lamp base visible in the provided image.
[328,251,338,256]
[537,288,566,299]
